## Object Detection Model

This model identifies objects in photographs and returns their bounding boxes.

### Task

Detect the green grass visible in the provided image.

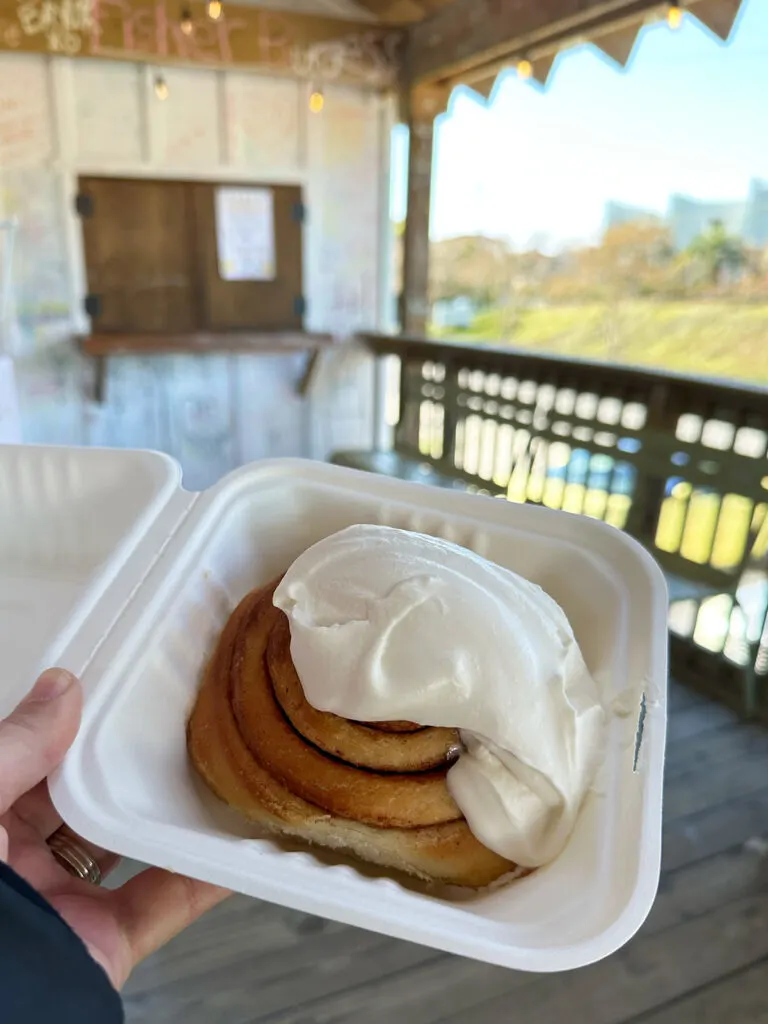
[435,300,768,385]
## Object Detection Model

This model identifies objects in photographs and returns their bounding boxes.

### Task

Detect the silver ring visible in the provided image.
[47,829,102,886]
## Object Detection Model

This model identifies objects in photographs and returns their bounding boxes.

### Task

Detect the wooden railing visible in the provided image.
[347,333,768,717]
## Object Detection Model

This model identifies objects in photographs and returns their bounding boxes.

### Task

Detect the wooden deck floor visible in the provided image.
[122,683,768,1024]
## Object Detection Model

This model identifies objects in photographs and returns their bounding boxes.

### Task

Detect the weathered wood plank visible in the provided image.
[435,895,768,1024]
[121,686,768,1024]
[633,957,768,1023]
[124,908,438,1023]
[244,843,768,1024]
[663,747,768,821]
[663,788,768,872]
[667,683,710,714]
[664,720,768,778]
[647,844,768,934]
[124,898,351,999]
[665,701,737,744]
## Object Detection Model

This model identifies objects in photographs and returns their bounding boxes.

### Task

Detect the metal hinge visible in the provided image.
[291,202,306,223]
[75,192,94,218]
[84,293,102,318]
[293,295,306,318]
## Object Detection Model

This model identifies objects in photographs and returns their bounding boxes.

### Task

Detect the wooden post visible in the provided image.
[400,83,449,336]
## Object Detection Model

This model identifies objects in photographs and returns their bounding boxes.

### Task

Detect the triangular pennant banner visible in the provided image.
[594,23,642,66]
[690,0,743,40]
[467,73,499,100]
[530,53,556,85]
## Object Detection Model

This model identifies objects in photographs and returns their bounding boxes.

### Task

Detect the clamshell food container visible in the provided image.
[0,444,667,972]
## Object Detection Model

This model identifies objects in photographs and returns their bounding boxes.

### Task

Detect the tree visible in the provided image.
[542,220,676,302]
[687,219,747,287]
[429,235,512,307]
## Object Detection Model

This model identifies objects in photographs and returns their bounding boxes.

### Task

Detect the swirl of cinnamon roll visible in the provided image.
[187,583,518,888]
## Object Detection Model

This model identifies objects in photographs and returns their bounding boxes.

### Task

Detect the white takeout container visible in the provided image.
[1,444,667,973]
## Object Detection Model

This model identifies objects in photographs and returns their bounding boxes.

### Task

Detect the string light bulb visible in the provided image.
[180,6,193,34]
[516,58,533,81]
[206,0,222,20]
[309,88,324,113]
[667,3,684,29]
[154,75,169,100]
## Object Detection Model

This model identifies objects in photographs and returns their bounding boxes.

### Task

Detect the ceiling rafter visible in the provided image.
[352,0,454,25]
[415,0,746,104]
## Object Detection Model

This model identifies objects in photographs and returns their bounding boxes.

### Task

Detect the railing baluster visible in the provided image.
[394,354,423,456]
[354,334,768,717]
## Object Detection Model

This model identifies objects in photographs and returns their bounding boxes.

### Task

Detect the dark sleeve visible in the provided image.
[0,861,123,1023]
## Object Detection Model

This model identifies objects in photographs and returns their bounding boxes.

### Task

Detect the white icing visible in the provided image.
[274,525,605,868]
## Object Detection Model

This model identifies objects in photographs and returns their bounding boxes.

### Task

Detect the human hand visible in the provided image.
[0,668,230,989]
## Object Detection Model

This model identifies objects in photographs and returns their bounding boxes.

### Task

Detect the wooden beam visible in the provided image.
[400,82,449,334]
[356,0,428,24]
[407,0,668,84]
[0,0,400,85]
[464,50,556,102]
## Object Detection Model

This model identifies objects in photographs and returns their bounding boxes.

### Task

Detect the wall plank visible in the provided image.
[149,68,221,168]
[0,53,53,168]
[73,61,144,165]
[225,73,302,173]
[0,168,71,337]
[307,85,382,332]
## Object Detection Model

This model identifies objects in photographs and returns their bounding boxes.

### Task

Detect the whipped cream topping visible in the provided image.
[273,525,605,868]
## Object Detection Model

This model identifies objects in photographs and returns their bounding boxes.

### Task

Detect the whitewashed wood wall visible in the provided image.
[0,53,393,488]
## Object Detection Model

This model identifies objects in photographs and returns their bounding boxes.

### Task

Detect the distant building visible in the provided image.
[604,178,768,251]
[603,201,662,230]
[668,195,747,249]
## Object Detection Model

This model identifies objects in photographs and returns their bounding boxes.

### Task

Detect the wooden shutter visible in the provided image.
[192,182,304,331]
[77,177,198,333]
[77,176,305,335]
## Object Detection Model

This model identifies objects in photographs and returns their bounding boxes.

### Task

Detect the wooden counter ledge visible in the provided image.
[79,331,339,402]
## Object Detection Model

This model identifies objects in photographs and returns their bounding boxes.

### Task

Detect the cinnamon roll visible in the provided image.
[187,582,517,887]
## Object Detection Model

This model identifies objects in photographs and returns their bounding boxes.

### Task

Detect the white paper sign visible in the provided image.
[215,187,276,282]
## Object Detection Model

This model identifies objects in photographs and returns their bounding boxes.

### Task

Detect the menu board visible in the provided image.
[215,186,276,281]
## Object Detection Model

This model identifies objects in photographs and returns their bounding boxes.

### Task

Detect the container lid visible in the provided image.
[2,447,667,971]
[0,444,191,714]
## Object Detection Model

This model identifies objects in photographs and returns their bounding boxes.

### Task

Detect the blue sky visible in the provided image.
[391,0,768,251]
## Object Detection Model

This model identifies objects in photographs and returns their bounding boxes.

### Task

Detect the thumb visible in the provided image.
[0,669,82,816]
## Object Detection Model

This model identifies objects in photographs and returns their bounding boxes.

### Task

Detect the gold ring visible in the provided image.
[47,829,102,886]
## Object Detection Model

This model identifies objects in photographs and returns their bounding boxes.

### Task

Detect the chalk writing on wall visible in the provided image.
[16,0,91,55]
[0,54,52,168]
[0,0,399,86]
